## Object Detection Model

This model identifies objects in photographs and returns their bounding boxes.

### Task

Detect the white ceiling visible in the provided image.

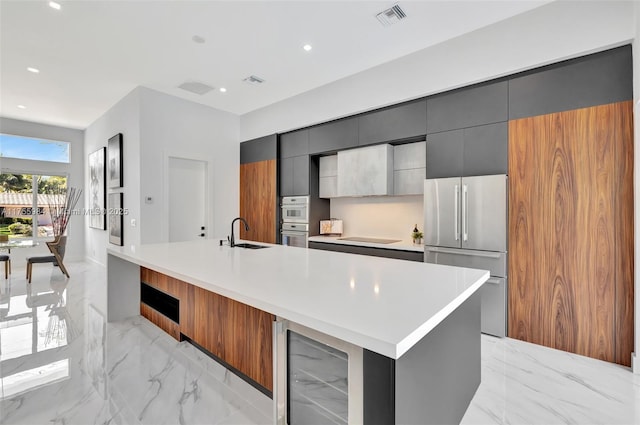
[0,0,551,130]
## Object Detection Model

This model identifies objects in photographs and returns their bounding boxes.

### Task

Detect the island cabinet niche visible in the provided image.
[140,267,275,394]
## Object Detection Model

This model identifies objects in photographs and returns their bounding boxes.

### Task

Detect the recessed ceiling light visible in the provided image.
[219,87,227,93]
[49,1,61,10]
[303,44,312,52]
[17,105,26,109]
[192,35,205,44]
[27,67,40,73]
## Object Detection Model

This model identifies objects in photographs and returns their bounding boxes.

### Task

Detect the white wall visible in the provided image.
[138,87,239,244]
[240,1,635,139]
[84,89,141,266]
[330,196,423,241]
[0,117,85,263]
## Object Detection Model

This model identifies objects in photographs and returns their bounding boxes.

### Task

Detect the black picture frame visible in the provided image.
[107,133,123,188]
[88,147,106,230]
[108,192,123,246]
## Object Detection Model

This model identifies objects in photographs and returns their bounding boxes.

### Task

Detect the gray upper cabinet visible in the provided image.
[280,130,309,158]
[426,81,508,134]
[426,130,463,179]
[241,134,277,164]
[309,117,358,155]
[509,45,633,119]
[280,155,309,197]
[426,122,506,179]
[462,122,507,177]
[358,100,427,146]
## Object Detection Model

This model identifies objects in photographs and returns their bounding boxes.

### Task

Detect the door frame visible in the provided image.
[162,150,214,243]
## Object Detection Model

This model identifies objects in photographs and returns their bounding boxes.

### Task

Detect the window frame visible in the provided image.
[0,133,71,164]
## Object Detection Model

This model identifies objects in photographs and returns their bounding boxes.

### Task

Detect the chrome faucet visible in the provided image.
[230,217,250,247]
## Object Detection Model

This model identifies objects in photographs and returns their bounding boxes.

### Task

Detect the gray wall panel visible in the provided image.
[309,117,358,154]
[509,45,633,119]
[426,129,464,179]
[280,129,309,158]
[427,81,508,133]
[358,100,427,146]
[463,122,508,176]
[240,134,277,164]
[395,291,481,425]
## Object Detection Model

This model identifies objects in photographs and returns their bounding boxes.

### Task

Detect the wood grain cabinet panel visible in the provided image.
[140,268,275,392]
[508,101,633,366]
[240,159,277,243]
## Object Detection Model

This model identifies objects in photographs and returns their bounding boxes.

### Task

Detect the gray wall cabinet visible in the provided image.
[426,122,506,179]
[426,81,508,134]
[509,45,633,119]
[240,134,277,164]
[280,129,309,158]
[319,155,338,199]
[280,155,309,197]
[358,100,427,146]
[393,141,426,195]
[337,144,393,197]
[309,117,358,154]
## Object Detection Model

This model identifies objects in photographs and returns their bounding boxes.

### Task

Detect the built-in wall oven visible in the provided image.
[281,223,309,248]
[281,196,309,224]
[281,196,309,248]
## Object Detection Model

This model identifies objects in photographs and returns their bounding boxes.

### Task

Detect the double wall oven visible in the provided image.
[281,196,309,248]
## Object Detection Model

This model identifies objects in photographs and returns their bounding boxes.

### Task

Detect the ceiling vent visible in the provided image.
[243,75,265,85]
[376,3,407,27]
[178,80,214,95]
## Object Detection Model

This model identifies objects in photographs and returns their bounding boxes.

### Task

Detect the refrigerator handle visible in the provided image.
[462,184,469,242]
[454,184,460,241]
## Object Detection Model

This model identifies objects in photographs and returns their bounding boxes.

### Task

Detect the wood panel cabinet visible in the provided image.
[240,159,277,243]
[508,101,633,366]
[140,268,275,393]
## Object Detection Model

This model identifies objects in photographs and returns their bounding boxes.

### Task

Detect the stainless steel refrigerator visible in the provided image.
[423,174,507,337]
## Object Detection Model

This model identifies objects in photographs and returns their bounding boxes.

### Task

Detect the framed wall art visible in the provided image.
[107,133,123,188]
[108,192,123,246]
[88,147,106,230]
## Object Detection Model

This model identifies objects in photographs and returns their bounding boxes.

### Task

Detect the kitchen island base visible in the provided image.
[274,291,481,425]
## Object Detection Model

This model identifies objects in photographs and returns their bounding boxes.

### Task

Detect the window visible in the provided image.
[0,133,70,163]
[0,173,68,240]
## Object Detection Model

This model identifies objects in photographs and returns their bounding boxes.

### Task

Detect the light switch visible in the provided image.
[131,218,136,227]
[145,196,153,204]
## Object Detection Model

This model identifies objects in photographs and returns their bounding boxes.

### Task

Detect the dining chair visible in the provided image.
[0,254,10,279]
[26,236,69,283]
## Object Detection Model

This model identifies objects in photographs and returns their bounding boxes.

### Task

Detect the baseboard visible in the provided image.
[84,256,106,267]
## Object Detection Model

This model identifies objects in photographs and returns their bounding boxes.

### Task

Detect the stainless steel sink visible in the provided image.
[233,243,269,249]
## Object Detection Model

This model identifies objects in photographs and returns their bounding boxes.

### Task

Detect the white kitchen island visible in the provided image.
[107,239,489,425]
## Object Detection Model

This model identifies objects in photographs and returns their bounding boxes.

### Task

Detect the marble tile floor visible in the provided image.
[0,260,639,424]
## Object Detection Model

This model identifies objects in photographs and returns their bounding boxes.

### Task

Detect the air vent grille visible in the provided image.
[178,81,214,95]
[243,75,265,85]
[376,4,407,27]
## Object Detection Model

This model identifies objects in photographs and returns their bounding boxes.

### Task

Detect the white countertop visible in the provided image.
[107,240,488,359]
[309,235,424,252]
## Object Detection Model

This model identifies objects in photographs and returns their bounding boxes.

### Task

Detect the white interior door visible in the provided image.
[168,157,207,242]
